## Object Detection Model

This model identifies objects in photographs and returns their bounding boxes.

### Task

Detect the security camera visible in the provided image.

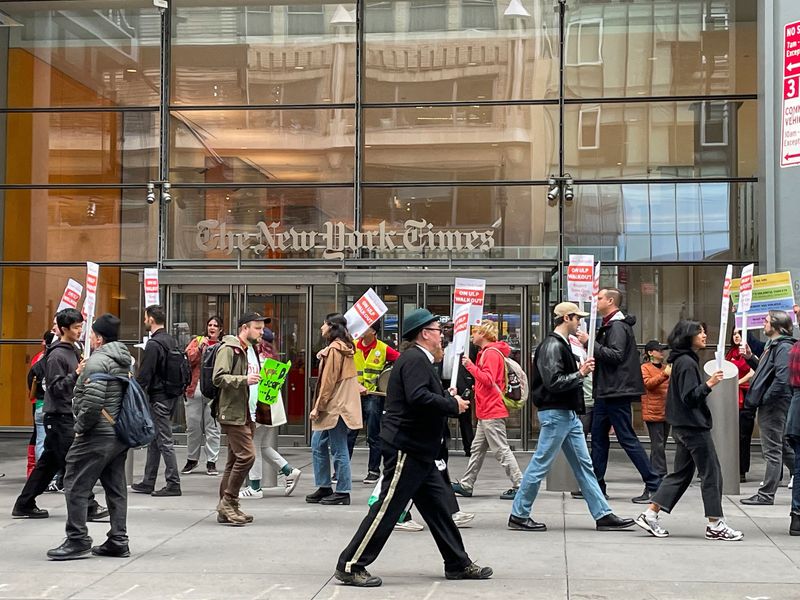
[546,177,560,206]
[563,175,574,203]
[146,183,156,205]
[161,182,172,204]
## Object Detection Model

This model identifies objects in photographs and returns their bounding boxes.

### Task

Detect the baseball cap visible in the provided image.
[237,312,266,327]
[644,340,668,352]
[553,302,590,318]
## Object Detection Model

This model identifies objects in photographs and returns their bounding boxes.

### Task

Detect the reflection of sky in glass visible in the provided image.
[621,185,648,233]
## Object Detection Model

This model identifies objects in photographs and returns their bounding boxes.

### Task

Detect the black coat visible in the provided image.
[43,341,82,415]
[531,332,585,412]
[665,348,713,429]
[745,336,794,409]
[136,328,177,401]
[381,345,459,462]
[593,313,645,401]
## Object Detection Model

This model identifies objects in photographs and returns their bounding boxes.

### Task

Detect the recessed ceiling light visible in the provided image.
[126,68,137,73]
[295,66,305,70]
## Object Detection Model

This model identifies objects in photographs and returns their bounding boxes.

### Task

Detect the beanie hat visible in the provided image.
[92,313,120,342]
[261,327,275,343]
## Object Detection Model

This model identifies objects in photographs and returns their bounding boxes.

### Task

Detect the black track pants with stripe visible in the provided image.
[337,444,472,574]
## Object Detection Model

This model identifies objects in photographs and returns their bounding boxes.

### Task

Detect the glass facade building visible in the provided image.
[0,0,759,449]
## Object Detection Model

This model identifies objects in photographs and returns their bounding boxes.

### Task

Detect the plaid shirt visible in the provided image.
[789,341,800,389]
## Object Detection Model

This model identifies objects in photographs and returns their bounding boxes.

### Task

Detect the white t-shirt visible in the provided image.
[246,345,288,427]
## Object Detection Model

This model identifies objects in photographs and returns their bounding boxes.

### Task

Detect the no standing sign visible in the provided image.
[781,20,800,168]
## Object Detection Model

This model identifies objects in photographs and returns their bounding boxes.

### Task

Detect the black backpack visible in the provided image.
[94,373,156,448]
[200,343,240,419]
[151,337,191,398]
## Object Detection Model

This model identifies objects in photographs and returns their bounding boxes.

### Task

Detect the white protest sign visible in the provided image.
[57,279,83,312]
[81,262,100,357]
[143,268,160,307]
[453,278,486,326]
[587,262,601,358]
[567,255,595,303]
[738,263,755,353]
[344,288,388,339]
[449,302,471,391]
[716,264,733,370]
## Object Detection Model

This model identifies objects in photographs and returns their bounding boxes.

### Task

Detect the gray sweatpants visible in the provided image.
[459,418,522,491]
[185,387,220,463]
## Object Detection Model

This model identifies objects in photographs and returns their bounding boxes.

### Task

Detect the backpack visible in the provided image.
[150,337,191,398]
[94,373,156,448]
[200,343,240,419]
[486,347,529,410]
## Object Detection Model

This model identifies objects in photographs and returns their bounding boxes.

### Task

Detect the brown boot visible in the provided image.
[230,497,254,523]
[216,498,247,526]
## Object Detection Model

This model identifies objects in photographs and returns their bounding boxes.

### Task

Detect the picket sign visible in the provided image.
[143,268,160,307]
[449,302,471,391]
[344,288,388,339]
[587,262,601,358]
[716,265,733,371]
[453,278,486,326]
[82,262,100,359]
[567,255,594,303]
[57,279,83,312]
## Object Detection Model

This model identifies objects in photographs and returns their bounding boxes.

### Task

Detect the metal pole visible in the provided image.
[703,359,740,495]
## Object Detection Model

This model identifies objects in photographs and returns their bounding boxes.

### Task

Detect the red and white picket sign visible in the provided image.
[716,264,734,369]
[567,254,594,303]
[738,262,755,356]
[344,288,388,339]
[82,262,100,320]
[143,268,160,307]
[449,302,472,390]
[57,279,83,312]
[587,262,601,358]
[453,278,486,326]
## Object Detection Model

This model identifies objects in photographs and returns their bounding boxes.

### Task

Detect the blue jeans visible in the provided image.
[512,409,612,521]
[346,395,385,474]
[591,397,662,492]
[34,405,45,461]
[312,417,351,493]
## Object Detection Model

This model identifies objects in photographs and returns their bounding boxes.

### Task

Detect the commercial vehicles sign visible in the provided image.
[781,20,800,168]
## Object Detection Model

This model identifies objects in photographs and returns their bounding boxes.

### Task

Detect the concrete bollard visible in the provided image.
[703,359,741,495]
[546,450,578,492]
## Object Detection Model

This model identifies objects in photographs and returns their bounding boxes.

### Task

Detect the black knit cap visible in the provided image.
[92,313,120,342]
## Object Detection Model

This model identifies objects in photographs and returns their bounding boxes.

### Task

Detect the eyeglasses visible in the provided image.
[423,327,442,334]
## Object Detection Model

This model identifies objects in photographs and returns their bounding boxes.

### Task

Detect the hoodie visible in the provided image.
[73,342,132,435]
[466,341,511,419]
[43,341,83,415]
[665,347,713,430]
[593,312,646,401]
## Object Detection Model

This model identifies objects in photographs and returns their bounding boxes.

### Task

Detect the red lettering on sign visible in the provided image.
[144,277,159,289]
[454,289,485,304]
[354,298,378,324]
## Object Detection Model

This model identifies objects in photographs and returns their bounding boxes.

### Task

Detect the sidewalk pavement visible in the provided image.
[1,438,800,600]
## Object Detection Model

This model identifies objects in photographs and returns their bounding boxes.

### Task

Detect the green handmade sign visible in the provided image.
[257,358,292,405]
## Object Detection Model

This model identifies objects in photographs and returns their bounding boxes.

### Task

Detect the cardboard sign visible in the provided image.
[731,271,796,329]
[716,265,733,370]
[257,358,292,405]
[143,268,160,307]
[567,254,594,303]
[344,288,388,339]
[453,278,486,325]
[448,302,472,391]
[57,279,83,312]
[782,20,800,168]
[587,262,601,358]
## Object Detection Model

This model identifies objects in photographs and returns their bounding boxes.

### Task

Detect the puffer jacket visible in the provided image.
[641,362,669,422]
[593,312,645,401]
[213,335,250,426]
[73,342,132,436]
[467,341,511,420]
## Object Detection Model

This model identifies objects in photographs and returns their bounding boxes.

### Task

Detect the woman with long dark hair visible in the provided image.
[306,313,362,505]
[726,328,755,482]
[635,320,743,541]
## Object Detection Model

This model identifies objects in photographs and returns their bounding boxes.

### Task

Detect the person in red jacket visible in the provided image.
[641,340,671,478]
[726,329,755,482]
[452,320,523,500]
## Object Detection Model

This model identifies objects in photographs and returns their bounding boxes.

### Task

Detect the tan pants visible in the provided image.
[459,418,522,491]
[219,422,256,500]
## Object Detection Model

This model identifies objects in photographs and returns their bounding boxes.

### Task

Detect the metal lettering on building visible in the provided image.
[195,219,496,260]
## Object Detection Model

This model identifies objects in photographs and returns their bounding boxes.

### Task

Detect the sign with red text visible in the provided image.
[782,20,800,167]
[143,268,160,307]
[738,263,755,312]
[567,254,595,302]
[716,264,733,370]
[82,262,99,319]
[57,279,83,312]
[453,278,486,325]
[344,288,388,339]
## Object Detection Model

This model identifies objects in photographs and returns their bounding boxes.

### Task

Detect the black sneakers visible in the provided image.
[631,488,655,504]
[445,562,494,580]
[46,539,92,561]
[507,514,547,531]
[335,568,382,587]
[130,482,154,494]
[206,462,219,476]
[180,460,198,474]
[152,486,182,497]
[87,505,110,522]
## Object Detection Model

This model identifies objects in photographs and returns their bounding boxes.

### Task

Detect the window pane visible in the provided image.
[4,112,158,185]
[361,186,558,259]
[563,182,756,262]
[564,100,757,179]
[168,187,355,260]
[170,109,355,184]
[172,2,356,105]
[364,0,558,102]
[1,189,157,262]
[1,2,161,108]
[363,105,556,181]
[566,0,757,98]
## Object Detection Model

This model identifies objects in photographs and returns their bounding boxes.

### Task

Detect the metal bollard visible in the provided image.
[546,450,578,492]
[703,359,741,495]
[262,426,278,488]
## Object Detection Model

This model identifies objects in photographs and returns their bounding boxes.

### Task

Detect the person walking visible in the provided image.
[132,305,182,497]
[452,320,523,500]
[182,316,223,476]
[26,331,55,475]
[590,288,662,503]
[213,312,265,525]
[740,310,796,506]
[335,308,492,587]
[726,329,755,483]
[305,314,361,506]
[13,308,107,521]
[635,320,743,541]
[46,314,131,560]
[441,321,475,456]
[347,321,399,485]
[641,340,671,478]
[509,302,635,533]
[239,327,302,499]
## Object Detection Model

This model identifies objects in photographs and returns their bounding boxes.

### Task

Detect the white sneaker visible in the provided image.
[706,519,743,541]
[284,468,302,497]
[394,519,424,532]
[789,476,794,489]
[452,511,475,528]
[239,487,263,500]
[635,512,669,538]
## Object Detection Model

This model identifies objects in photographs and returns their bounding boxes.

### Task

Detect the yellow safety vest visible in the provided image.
[355,340,389,392]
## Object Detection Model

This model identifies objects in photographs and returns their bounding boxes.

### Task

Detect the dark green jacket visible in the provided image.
[73,342,132,436]
[213,335,250,425]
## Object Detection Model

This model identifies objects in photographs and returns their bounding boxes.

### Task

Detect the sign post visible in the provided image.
[344,288,388,340]
[716,265,733,370]
[781,20,800,168]
[143,268,160,307]
[82,262,100,359]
